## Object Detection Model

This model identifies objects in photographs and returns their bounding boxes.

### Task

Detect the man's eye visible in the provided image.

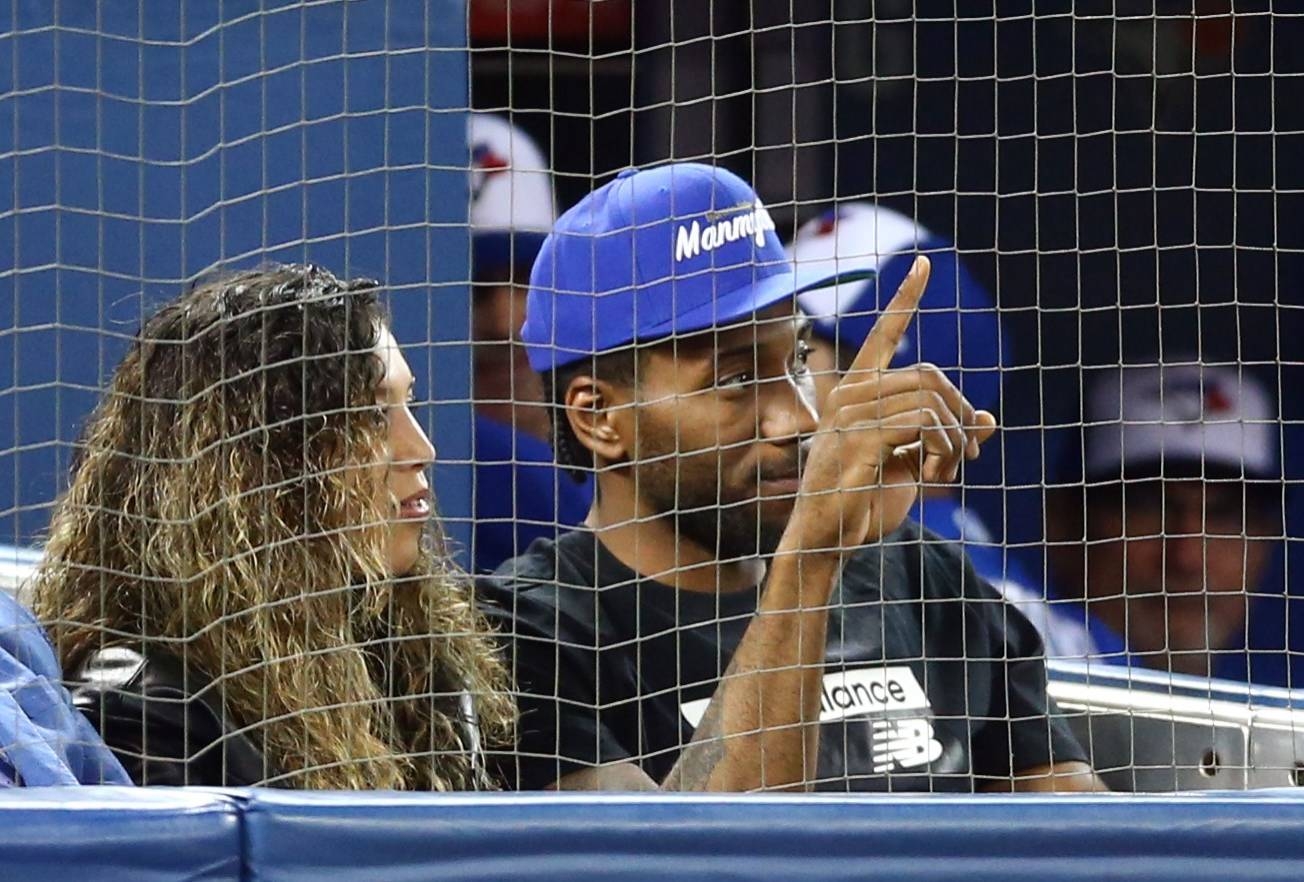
[717,371,754,390]
[791,341,813,375]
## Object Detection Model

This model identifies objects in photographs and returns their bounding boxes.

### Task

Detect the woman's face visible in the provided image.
[374,326,437,577]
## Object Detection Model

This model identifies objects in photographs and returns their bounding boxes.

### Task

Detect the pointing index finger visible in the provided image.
[845,255,930,379]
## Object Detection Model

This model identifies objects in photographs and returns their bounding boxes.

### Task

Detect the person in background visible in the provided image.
[1046,363,1283,679]
[787,202,1092,658]
[32,265,513,788]
[1,590,130,786]
[468,114,593,573]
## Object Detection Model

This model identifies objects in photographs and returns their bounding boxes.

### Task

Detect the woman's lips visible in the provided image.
[398,489,431,520]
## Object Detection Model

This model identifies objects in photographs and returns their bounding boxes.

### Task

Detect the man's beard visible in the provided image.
[635,449,795,563]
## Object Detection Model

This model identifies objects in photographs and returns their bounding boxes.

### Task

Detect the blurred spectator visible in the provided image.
[1,590,130,786]
[468,114,593,573]
[32,266,512,788]
[789,202,1091,657]
[1046,363,1282,679]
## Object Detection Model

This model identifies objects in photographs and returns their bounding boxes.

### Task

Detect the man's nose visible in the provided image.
[760,374,818,442]
[1164,531,1207,577]
[1163,504,1210,575]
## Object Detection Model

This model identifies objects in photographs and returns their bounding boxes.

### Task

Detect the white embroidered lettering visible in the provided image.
[675,221,701,262]
[672,200,776,263]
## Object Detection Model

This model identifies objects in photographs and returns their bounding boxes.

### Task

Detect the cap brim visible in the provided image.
[651,266,877,341]
[472,231,549,276]
[1087,456,1280,483]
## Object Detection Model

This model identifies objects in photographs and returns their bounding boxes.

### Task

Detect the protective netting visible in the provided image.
[1,2,1302,792]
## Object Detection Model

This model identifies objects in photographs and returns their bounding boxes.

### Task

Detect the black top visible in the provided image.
[479,520,1087,792]
[69,647,271,786]
[70,646,493,789]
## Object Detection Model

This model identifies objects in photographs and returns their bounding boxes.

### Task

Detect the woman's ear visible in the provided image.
[564,375,629,466]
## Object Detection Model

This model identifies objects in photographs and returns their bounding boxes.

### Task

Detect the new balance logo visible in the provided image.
[674,199,776,263]
[871,717,944,772]
[816,666,928,720]
[680,666,930,728]
[679,665,944,776]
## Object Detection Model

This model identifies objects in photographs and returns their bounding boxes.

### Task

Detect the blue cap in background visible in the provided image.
[522,162,869,372]
[788,202,1009,414]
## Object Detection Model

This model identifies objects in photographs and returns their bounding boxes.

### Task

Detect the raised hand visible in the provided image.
[787,256,998,553]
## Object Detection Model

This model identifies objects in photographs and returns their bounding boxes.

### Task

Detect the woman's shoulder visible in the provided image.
[69,645,272,787]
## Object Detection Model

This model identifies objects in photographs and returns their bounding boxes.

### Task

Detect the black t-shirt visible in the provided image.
[479,520,1086,792]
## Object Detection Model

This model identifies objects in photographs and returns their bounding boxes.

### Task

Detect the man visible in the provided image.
[787,201,1093,658]
[481,162,1101,793]
[1046,363,1283,679]
[468,113,593,573]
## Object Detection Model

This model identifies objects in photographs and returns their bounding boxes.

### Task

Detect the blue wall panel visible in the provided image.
[0,0,474,559]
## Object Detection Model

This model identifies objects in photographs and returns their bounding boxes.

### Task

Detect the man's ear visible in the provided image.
[564,375,630,466]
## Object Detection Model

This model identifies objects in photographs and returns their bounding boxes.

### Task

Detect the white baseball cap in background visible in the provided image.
[468,113,557,272]
[787,201,1008,415]
[1084,363,1278,481]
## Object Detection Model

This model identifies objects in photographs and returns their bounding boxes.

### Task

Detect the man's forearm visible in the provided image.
[661,548,841,792]
[994,761,1109,793]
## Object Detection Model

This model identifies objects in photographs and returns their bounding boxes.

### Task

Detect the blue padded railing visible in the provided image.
[2,787,1304,882]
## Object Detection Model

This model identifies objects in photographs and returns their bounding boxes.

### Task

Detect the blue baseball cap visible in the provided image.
[788,202,1009,414]
[521,162,869,372]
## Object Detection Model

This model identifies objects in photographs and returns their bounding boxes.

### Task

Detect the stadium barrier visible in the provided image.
[1049,660,1304,792]
[3,786,1304,882]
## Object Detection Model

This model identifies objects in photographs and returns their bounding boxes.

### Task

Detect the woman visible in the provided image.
[32,264,512,789]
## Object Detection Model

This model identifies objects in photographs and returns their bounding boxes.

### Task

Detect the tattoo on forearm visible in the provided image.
[661,681,728,791]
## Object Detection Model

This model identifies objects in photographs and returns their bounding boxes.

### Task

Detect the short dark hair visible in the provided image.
[539,347,639,483]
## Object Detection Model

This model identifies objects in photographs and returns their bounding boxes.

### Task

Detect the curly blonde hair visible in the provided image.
[32,265,513,790]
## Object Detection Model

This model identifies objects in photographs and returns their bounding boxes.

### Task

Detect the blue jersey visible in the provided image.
[472,415,594,575]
